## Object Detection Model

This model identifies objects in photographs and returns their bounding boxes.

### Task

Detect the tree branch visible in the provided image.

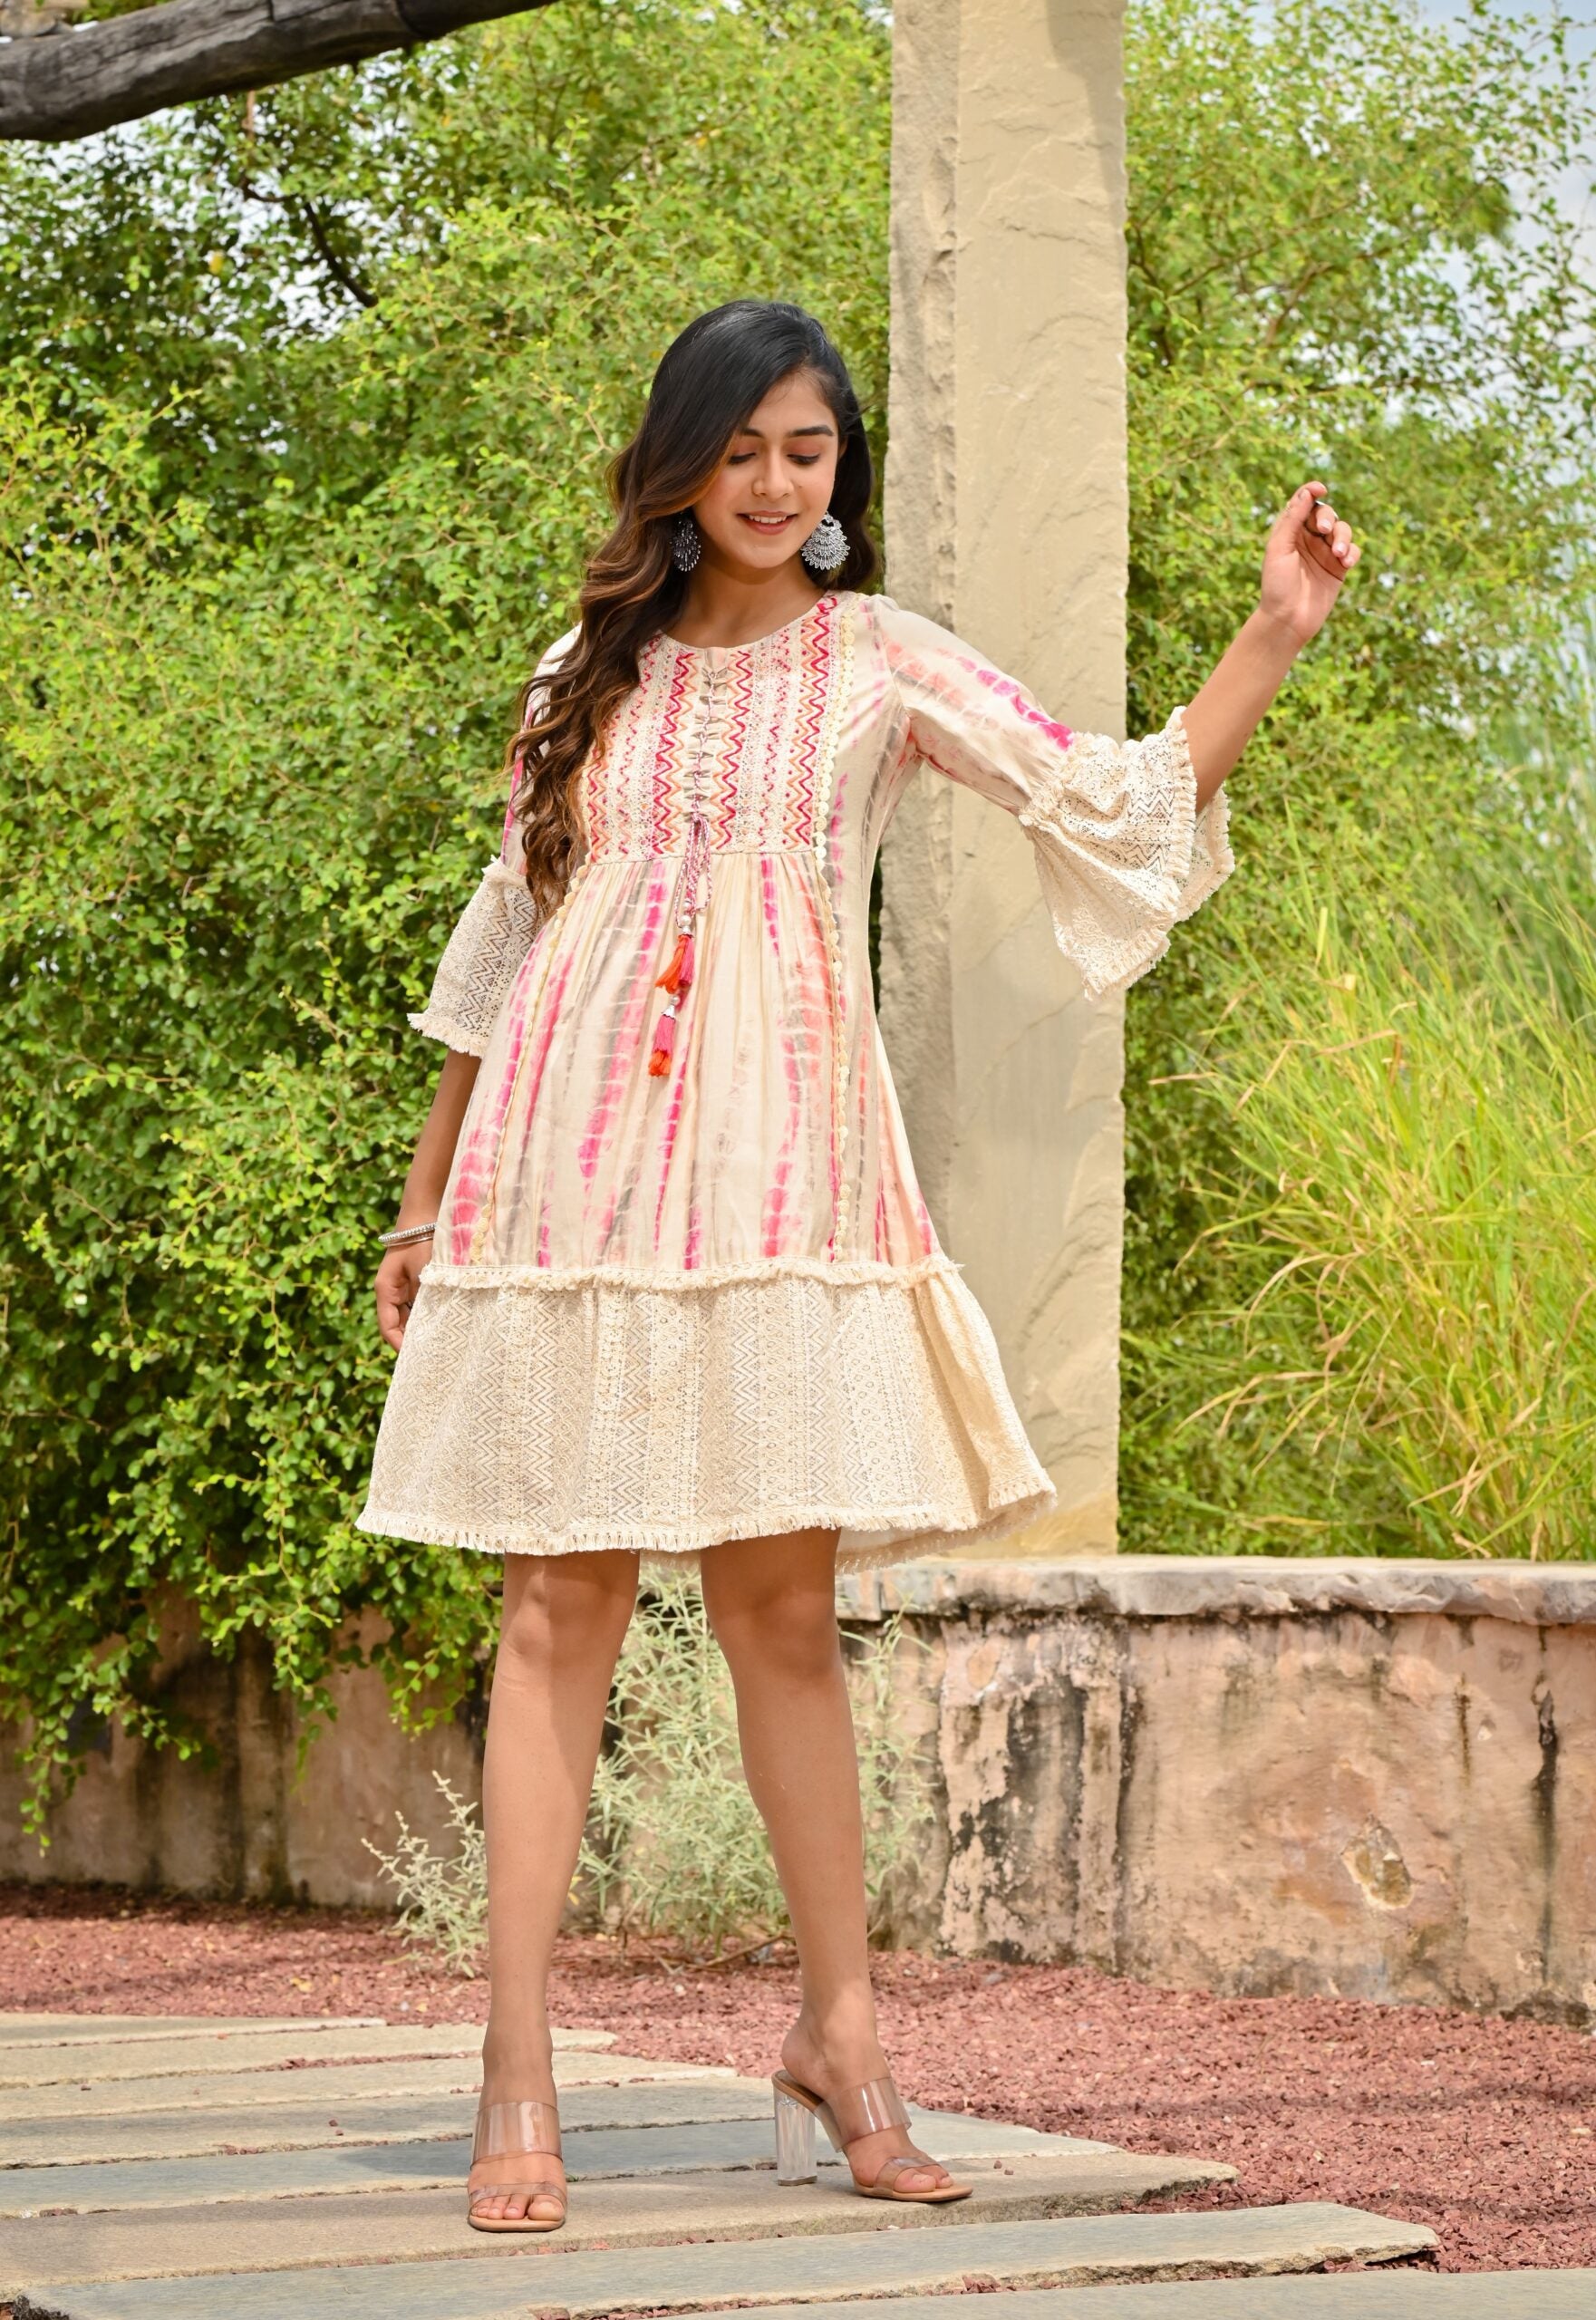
[0,0,554,143]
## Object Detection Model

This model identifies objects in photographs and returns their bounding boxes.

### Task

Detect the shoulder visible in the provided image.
[534,624,582,681]
[855,592,972,663]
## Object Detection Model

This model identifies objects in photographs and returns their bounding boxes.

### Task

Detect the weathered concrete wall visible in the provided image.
[5,1558,1592,2023]
[0,1611,482,1910]
[881,0,1130,1554]
[842,1559,1596,2021]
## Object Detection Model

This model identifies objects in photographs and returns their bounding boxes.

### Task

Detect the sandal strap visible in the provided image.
[824,2074,910,2146]
[472,2098,562,2165]
[469,2177,566,2208]
[872,2150,943,2186]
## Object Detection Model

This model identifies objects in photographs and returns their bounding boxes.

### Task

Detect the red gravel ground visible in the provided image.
[5,1880,1593,2276]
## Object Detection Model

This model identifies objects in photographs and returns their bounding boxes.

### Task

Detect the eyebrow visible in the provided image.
[734,421,837,439]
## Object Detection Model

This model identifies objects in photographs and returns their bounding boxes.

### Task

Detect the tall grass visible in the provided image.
[1146,774,1596,1561]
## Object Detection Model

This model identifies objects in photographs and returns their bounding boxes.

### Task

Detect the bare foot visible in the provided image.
[779,2014,961,2197]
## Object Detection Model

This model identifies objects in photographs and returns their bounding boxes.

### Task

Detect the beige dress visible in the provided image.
[358,589,1233,1568]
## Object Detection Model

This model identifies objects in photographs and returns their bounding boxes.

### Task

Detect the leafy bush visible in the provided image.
[0,1,890,1823]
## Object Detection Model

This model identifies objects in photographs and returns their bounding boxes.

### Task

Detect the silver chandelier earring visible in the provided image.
[671,513,701,574]
[798,511,848,575]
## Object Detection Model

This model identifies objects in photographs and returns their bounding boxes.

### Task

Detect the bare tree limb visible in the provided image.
[0,0,554,143]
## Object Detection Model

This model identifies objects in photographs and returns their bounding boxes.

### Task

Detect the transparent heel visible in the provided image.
[774,2086,817,2184]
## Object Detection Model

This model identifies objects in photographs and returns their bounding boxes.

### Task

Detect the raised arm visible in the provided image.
[1183,480,1359,810]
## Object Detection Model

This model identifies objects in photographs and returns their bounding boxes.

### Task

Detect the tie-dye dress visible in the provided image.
[357,589,1233,1568]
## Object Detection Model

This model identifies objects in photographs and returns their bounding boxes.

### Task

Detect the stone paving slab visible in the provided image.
[0,2018,386,2046]
[712,2280,1596,2319]
[0,2024,497,2088]
[0,2078,777,2170]
[7,2203,1439,2318]
[0,2155,1235,2295]
[0,2112,1134,2213]
[5,2050,728,2124]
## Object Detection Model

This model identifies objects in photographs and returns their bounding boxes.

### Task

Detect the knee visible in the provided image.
[498,1552,636,1679]
[708,1586,842,1691]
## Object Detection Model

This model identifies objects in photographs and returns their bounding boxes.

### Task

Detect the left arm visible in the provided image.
[1184,480,1360,813]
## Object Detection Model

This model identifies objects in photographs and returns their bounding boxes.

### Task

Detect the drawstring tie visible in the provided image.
[649,807,711,1077]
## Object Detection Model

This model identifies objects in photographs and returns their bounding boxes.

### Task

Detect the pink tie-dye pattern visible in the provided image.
[450,937,574,1262]
[758,856,803,1258]
[586,875,672,1258]
[968,659,1075,756]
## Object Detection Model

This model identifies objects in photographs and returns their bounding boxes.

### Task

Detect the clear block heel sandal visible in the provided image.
[466,2096,567,2233]
[771,2067,972,2203]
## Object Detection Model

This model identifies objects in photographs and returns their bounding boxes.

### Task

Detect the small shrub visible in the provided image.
[364,1771,488,1977]
[365,1580,931,1970]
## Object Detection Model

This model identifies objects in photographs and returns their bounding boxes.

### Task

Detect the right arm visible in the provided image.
[374,625,581,1350]
[374,1050,481,1351]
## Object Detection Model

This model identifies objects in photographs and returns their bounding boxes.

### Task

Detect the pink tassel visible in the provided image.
[648,1010,677,1078]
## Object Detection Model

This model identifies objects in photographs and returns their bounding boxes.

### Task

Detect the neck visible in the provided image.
[669,556,826,650]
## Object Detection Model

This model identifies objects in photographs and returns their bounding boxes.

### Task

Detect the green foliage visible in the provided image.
[365,1770,489,1976]
[5,0,1595,1835]
[1117,0,1596,1555]
[581,1582,927,1957]
[1140,826,1596,1556]
[0,0,890,1823]
[363,1585,929,1965]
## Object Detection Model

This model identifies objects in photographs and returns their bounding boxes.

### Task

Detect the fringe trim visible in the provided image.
[355,1474,1054,1571]
[408,1009,489,1057]
[416,1252,965,1293]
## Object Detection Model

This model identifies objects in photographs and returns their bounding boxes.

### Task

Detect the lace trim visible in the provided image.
[1018,708,1235,1001]
[420,1252,964,1293]
[810,595,856,1248]
[357,1482,1052,1571]
[412,861,545,1054]
[408,1009,490,1058]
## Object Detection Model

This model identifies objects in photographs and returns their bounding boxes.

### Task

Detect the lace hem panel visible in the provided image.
[412,861,544,1054]
[358,1262,1054,1569]
[1019,708,1236,1001]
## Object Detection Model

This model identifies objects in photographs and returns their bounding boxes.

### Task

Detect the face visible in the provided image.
[690,369,841,575]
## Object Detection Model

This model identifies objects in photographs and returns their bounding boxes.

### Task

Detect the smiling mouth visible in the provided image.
[740,513,796,530]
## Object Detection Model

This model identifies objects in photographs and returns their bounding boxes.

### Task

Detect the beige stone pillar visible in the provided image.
[881,0,1128,1553]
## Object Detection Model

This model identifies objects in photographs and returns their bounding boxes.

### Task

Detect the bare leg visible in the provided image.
[700,1528,953,2196]
[472,1547,638,2223]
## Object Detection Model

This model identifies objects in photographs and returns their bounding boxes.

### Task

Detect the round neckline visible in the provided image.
[660,590,841,660]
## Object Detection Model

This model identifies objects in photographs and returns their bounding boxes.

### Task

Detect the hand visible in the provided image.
[1259,478,1360,650]
[375,1238,433,1351]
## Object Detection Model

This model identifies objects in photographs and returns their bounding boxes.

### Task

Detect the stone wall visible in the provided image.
[842,1558,1596,2021]
[3,1559,1592,2021]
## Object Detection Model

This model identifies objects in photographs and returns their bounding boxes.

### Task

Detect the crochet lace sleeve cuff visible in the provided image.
[409,861,544,1056]
[1017,708,1236,1002]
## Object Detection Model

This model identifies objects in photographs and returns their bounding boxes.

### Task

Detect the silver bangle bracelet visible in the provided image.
[378,1222,437,1250]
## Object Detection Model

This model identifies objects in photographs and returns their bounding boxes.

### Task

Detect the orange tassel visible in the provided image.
[655,932,693,997]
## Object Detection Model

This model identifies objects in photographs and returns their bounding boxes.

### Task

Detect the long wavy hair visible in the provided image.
[508,301,878,916]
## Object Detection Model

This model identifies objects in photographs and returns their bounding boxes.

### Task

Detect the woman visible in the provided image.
[359,300,1359,2230]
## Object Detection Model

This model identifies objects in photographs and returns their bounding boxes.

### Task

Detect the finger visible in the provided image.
[1270,480,1326,548]
[1330,518,1355,564]
[375,1284,407,1351]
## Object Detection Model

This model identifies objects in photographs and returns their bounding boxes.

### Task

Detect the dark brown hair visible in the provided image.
[508,301,878,916]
